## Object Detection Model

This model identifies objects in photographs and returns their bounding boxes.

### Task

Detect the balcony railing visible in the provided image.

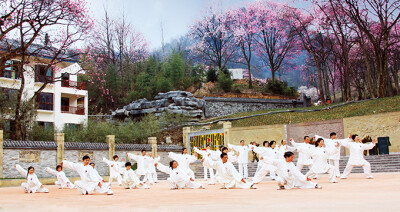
[61,106,85,115]
[61,80,86,90]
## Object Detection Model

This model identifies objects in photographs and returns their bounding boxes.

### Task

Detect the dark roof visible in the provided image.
[3,140,183,151]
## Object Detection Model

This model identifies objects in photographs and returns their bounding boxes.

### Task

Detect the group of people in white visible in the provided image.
[14,132,376,194]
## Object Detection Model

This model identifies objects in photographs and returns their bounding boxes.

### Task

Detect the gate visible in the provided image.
[188,129,224,158]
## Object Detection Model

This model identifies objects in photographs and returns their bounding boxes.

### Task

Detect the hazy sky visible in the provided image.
[87,0,257,50]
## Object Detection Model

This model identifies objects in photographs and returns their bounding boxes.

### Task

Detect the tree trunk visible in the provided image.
[316,60,325,103]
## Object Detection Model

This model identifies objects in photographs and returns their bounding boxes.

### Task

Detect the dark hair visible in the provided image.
[206,145,210,148]
[82,155,90,161]
[170,160,177,169]
[219,145,224,151]
[27,166,34,179]
[220,152,228,158]
[56,165,62,171]
[263,141,269,146]
[89,162,95,166]
[352,134,358,141]
[330,132,336,137]
[125,162,132,167]
[281,140,285,144]
[284,151,294,158]
[141,149,146,153]
[315,138,324,147]
[221,147,228,152]
[269,140,276,147]
[113,155,119,160]
[304,136,309,140]
[240,140,245,143]
[181,148,187,154]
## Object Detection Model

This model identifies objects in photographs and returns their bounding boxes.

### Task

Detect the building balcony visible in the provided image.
[61,80,86,90]
[61,105,85,115]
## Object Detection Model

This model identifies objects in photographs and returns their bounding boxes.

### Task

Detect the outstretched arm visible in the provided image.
[61,160,80,172]
[168,152,180,161]
[127,153,140,162]
[155,162,171,174]
[202,157,219,170]
[45,167,58,176]
[15,164,27,177]
[102,157,113,166]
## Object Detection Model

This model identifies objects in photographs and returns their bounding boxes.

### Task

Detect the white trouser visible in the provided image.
[203,166,215,180]
[109,173,122,185]
[121,179,148,189]
[252,167,270,184]
[167,178,203,189]
[329,159,340,177]
[152,172,158,182]
[276,176,317,189]
[21,183,49,193]
[238,163,248,178]
[341,160,372,178]
[256,161,263,173]
[306,165,337,183]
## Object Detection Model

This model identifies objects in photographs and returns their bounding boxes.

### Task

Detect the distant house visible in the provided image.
[229,68,266,83]
[0,42,88,133]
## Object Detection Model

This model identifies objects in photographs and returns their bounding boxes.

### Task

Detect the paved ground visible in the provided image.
[0,172,399,212]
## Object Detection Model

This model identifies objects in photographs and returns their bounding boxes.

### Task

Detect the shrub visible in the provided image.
[217,70,233,92]
[206,67,218,82]
[263,80,298,97]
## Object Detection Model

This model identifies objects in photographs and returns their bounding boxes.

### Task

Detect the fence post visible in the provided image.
[0,130,3,178]
[106,135,115,160]
[55,132,65,165]
[223,122,232,145]
[183,127,191,149]
[148,137,157,156]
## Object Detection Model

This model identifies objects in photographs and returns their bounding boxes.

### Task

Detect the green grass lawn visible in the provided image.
[202,96,400,128]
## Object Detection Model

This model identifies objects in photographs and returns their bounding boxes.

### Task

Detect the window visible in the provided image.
[3,60,21,79]
[3,88,18,100]
[65,123,80,129]
[61,73,70,87]
[36,92,53,110]
[35,64,53,83]
[37,121,53,130]
[61,97,69,112]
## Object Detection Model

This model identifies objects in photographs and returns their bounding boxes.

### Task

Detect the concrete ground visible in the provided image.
[0,172,399,212]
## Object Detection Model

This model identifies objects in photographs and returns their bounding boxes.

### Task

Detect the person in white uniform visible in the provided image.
[290,136,314,172]
[279,139,296,156]
[228,140,251,178]
[127,149,152,182]
[102,155,125,186]
[62,156,114,195]
[314,132,349,177]
[15,165,49,193]
[45,165,75,189]
[252,141,269,173]
[264,151,321,190]
[202,153,256,189]
[194,146,215,184]
[119,162,149,189]
[155,160,204,189]
[148,153,160,183]
[168,148,197,179]
[249,141,279,182]
[295,138,339,183]
[340,134,376,179]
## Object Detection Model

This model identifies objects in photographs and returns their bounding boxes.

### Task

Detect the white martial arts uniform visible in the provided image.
[15,165,49,193]
[118,167,149,189]
[290,139,314,172]
[340,140,375,179]
[45,167,75,189]
[264,158,318,189]
[102,157,124,185]
[228,144,251,178]
[249,145,279,182]
[194,147,215,182]
[279,145,297,156]
[203,157,253,189]
[168,152,197,179]
[156,163,204,189]
[148,156,160,183]
[127,153,152,182]
[297,146,339,183]
[315,135,350,177]
[62,160,113,195]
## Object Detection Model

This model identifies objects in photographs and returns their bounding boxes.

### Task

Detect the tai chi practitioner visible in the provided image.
[155,160,204,189]
[340,134,376,179]
[127,149,152,182]
[228,140,252,178]
[250,141,282,183]
[147,153,160,183]
[45,165,75,189]
[194,146,215,183]
[62,156,114,195]
[314,132,349,177]
[102,155,125,186]
[279,140,296,156]
[89,162,106,183]
[264,152,321,190]
[251,141,269,173]
[202,153,256,189]
[119,162,149,189]
[168,148,197,179]
[295,138,339,183]
[290,136,314,172]
[15,165,49,193]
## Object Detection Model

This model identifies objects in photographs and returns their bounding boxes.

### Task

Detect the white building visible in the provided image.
[228,69,244,80]
[1,57,88,133]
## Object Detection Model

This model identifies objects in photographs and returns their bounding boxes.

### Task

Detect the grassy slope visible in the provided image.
[202,96,400,128]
